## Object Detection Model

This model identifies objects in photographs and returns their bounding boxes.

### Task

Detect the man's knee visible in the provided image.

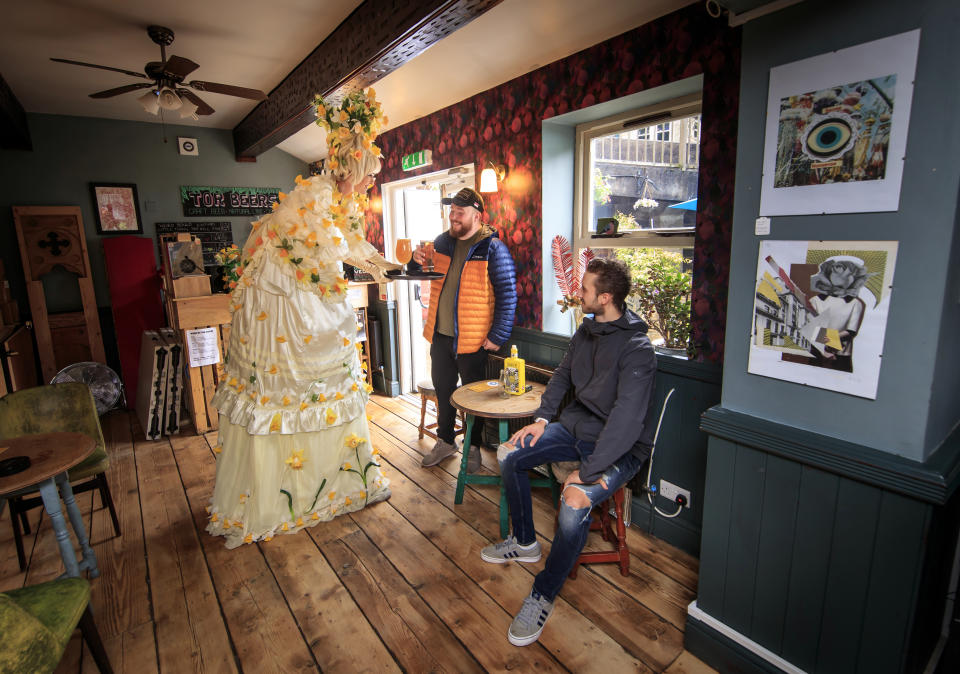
[561,484,591,509]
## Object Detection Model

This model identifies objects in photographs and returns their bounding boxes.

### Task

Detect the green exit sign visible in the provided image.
[401,150,432,171]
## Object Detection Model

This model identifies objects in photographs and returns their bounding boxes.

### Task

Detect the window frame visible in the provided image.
[573,92,702,252]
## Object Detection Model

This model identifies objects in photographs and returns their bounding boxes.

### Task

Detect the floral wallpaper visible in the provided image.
[370,4,740,362]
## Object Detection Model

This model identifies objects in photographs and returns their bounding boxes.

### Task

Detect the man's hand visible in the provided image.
[412,245,425,265]
[562,469,608,491]
[482,338,499,351]
[509,419,546,446]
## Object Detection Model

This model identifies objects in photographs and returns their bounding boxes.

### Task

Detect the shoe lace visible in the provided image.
[495,536,518,551]
[515,592,547,628]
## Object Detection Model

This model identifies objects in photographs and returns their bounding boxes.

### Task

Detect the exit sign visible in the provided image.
[401,150,432,171]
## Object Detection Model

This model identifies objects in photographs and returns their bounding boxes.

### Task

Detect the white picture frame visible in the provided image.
[759,30,920,216]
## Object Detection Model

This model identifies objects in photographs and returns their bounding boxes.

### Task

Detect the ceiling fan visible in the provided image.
[51,25,267,119]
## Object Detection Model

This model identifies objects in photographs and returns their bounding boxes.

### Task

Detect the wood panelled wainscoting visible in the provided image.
[689,407,960,674]
[0,395,714,672]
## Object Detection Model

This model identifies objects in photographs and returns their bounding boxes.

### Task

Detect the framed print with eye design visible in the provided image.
[759,30,920,215]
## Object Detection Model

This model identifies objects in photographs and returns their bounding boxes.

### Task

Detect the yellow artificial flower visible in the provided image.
[213,445,223,454]
[342,336,350,347]
[364,383,373,393]
[264,535,273,542]
[277,336,287,343]
[338,126,351,139]
[305,201,315,210]
[257,312,268,321]
[351,382,359,392]
[268,365,278,374]
[345,434,365,449]
[295,517,304,527]
[219,373,228,383]
[278,191,287,201]
[359,491,366,501]
[333,236,342,245]
[300,401,308,411]
[328,491,336,500]
[244,534,253,544]
[304,335,313,344]
[281,522,289,532]
[339,110,349,122]
[211,513,219,522]
[311,512,320,520]
[334,392,344,400]
[322,218,333,228]
[237,383,245,393]
[318,393,327,402]
[281,396,291,406]
[261,395,271,405]
[240,336,248,344]
[239,493,248,503]
[371,447,380,456]
[326,408,337,424]
[343,462,352,470]
[228,377,238,388]
[344,496,352,506]
[269,413,282,433]
[286,449,305,470]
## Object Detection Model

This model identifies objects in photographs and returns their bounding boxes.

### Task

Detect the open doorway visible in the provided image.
[381,164,475,394]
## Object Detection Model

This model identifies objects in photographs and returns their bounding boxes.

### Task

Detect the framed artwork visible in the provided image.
[747,240,898,399]
[759,30,920,215]
[91,183,143,234]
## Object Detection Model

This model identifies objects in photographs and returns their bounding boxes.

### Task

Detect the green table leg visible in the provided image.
[454,415,474,504]
[498,420,509,538]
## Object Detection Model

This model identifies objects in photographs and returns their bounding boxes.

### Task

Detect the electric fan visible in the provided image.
[50,362,126,416]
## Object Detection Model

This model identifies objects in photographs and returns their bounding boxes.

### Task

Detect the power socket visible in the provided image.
[659,479,691,508]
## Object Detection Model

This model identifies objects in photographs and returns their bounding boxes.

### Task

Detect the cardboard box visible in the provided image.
[135,331,171,440]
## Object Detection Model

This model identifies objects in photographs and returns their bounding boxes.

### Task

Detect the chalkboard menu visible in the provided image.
[155,222,234,272]
[180,185,279,216]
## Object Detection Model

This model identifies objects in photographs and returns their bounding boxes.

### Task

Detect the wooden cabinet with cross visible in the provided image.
[12,206,106,382]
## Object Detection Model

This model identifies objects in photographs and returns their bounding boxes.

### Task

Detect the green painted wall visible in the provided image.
[720,0,960,461]
[0,113,307,313]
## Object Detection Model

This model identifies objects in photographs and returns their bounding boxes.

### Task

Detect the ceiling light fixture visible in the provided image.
[138,90,160,115]
[157,86,182,111]
[479,161,506,193]
[178,100,199,120]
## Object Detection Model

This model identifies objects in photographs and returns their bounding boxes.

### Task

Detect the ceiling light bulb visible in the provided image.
[179,100,198,120]
[479,167,499,193]
[138,90,160,115]
[157,87,182,111]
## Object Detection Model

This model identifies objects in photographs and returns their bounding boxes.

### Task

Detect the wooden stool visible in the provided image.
[552,460,630,578]
[416,380,464,440]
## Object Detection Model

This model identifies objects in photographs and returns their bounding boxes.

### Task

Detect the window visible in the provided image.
[573,94,701,350]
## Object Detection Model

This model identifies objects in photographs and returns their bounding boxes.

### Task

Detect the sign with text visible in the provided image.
[185,327,221,368]
[155,222,233,272]
[401,149,432,171]
[180,185,279,216]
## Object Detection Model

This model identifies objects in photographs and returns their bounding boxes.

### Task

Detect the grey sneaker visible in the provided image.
[421,439,456,467]
[481,536,541,564]
[508,590,554,646]
[466,445,482,473]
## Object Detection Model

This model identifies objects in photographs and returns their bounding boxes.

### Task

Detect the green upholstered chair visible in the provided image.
[0,577,112,673]
[0,383,121,571]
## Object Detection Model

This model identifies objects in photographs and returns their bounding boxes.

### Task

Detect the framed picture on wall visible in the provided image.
[758,29,920,215]
[91,182,143,234]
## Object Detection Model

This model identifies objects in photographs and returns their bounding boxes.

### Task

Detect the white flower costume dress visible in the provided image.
[207,173,391,548]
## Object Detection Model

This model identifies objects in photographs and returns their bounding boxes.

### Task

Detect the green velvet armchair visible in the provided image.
[0,383,120,571]
[0,577,112,673]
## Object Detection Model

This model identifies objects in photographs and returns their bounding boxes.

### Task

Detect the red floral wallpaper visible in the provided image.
[370,4,740,362]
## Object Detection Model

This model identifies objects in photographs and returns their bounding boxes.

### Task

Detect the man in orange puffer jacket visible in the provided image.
[411,187,517,469]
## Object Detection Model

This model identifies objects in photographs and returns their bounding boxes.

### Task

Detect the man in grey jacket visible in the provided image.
[480,257,657,647]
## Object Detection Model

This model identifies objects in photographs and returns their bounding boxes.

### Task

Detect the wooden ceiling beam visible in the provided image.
[232,0,502,159]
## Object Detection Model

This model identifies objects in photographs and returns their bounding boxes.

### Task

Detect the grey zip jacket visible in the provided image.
[532,308,657,483]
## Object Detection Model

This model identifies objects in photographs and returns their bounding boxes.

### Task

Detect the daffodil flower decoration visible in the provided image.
[313,88,386,165]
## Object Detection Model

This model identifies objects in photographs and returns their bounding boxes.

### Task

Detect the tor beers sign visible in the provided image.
[180,185,279,217]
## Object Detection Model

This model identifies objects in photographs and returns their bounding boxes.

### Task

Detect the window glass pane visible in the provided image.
[587,114,700,235]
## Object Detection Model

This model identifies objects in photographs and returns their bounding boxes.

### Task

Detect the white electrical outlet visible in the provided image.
[659,479,691,508]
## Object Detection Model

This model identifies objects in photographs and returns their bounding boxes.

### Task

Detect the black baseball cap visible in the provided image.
[441,187,484,213]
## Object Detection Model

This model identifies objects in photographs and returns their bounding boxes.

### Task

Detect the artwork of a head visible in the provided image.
[810,255,869,298]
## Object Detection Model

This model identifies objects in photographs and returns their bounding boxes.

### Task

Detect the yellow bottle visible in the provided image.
[503,345,525,395]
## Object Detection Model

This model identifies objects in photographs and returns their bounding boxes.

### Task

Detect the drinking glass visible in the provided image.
[420,240,435,272]
[395,238,412,272]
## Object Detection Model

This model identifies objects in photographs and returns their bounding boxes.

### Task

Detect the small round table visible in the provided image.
[450,381,557,537]
[0,432,100,578]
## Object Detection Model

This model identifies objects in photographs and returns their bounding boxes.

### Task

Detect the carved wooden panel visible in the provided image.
[233,0,503,158]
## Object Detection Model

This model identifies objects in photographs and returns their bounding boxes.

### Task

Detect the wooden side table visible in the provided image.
[0,432,99,578]
[450,381,557,537]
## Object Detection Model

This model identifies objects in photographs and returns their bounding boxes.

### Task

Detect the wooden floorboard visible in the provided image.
[1,395,714,673]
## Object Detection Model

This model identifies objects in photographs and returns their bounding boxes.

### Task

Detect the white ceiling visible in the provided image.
[1,0,693,163]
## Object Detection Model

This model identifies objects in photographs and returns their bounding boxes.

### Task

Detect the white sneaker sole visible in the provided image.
[480,549,541,564]
[508,625,545,647]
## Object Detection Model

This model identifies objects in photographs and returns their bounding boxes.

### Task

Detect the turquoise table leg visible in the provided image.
[454,414,474,504]
[498,420,509,538]
[37,477,81,578]
[56,472,99,578]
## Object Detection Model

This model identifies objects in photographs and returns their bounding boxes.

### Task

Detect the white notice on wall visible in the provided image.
[186,327,221,368]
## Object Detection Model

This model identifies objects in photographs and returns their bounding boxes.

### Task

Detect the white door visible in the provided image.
[382,165,475,393]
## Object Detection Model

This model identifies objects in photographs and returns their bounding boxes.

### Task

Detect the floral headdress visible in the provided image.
[313,88,387,180]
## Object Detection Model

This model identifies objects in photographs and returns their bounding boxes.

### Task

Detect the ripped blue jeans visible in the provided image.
[499,422,644,601]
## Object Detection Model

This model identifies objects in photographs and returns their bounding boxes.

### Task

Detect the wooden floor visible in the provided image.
[0,393,714,673]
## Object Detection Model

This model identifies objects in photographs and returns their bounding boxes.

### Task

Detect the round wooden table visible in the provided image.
[0,431,100,578]
[450,380,556,537]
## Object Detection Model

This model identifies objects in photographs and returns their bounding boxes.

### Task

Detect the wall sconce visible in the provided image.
[479,162,506,193]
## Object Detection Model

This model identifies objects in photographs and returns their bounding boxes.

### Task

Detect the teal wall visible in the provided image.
[0,113,307,314]
[720,0,960,461]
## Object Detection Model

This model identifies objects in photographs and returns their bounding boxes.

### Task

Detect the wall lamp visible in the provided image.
[479,161,506,193]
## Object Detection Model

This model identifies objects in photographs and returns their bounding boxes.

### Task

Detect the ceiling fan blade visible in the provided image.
[89,82,155,99]
[162,55,199,79]
[188,80,267,101]
[178,89,215,115]
[51,58,149,80]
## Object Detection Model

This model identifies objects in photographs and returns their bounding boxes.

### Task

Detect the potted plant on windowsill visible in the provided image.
[621,248,692,357]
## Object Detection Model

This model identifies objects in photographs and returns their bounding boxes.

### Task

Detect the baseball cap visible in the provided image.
[441,187,484,213]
